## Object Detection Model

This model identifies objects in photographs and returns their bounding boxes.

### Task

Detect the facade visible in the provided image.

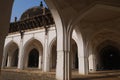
[1,0,120,80]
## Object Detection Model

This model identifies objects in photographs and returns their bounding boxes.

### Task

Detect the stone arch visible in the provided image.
[49,37,79,71]
[96,40,120,70]
[45,0,65,51]
[45,1,74,79]
[3,41,19,68]
[88,29,120,71]
[49,37,57,71]
[23,38,43,69]
[89,30,120,56]
[72,26,88,75]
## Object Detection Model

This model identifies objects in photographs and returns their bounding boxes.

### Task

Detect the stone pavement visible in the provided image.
[1,69,56,80]
[1,69,120,80]
[72,70,120,80]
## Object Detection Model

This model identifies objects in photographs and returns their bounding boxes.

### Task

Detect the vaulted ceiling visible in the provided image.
[49,0,120,26]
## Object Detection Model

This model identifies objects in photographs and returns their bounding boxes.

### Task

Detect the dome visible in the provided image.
[20,2,50,20]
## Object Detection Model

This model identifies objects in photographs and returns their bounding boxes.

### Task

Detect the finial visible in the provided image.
[40,1,43,8]
[14,17,17,22]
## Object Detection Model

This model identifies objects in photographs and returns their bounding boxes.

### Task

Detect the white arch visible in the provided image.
[48,37,57,70]
[23,38,43,69]
[73,27,89,75]
[45,1,73,79]
[2,41,19,68]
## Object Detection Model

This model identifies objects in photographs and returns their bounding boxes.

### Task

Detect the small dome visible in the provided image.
[20,6,50,20]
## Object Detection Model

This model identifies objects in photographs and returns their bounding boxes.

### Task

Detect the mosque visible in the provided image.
[2,2,80,72]
[1,0,120,80]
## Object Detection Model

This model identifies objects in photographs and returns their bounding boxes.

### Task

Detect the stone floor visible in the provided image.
[1,68,120,80]
[72,70,120,80]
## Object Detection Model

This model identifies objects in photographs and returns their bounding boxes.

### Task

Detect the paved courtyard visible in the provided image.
[1,69,120,80]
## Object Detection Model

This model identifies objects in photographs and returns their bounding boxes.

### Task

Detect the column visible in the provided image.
[38,55,42,69]
[88,54,96,72]
[78,56,89,75]
[18,39,24,69]
[43,34,50,72]
[1,51,7,68]
[56,50,71,80]
[71,51,73,69]
[7,56,11,67]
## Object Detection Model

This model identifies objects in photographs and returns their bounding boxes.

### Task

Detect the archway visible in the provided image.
[11,48,19,67]
[49,38,78,72]
[98,45,120,70]
[3,41,19,68]
[50,39,57,71]
[28,48,39,68]
[71,39,78,70]
[23,39,43,69]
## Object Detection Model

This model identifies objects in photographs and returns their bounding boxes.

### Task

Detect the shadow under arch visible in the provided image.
[96,40,120,71]
[88,30,120,72]
[28,48,39,68]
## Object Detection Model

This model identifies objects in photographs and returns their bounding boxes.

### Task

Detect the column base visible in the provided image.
[78,57,88,75]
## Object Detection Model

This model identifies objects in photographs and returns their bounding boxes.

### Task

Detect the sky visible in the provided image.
[11,0,47,22]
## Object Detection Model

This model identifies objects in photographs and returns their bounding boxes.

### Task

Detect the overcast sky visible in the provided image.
[11,0,47,22]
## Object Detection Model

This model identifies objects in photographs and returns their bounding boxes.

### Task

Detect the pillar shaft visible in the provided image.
[18,39,24,69]
[38,56,42,69]
[56,50,71,80]
[89,54,96,72]
[1,51,7,68]
[78,56,88,75]
[7,56,11,67]
[43,35,50,72]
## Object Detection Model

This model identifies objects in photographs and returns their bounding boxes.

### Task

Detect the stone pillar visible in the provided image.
[56,50,71,80]
[1,50,7,68]
[7,56,11,67]
[43,35,50,72]
[18,39,24,69]
[89,54,96,72]
[78,56,88,75]
[38,55,42,69]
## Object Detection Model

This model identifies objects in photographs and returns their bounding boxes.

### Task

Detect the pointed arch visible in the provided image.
[23,38,43,69]
[3,41,19,68]
[88,29,120,72]
[49,37,57,71]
